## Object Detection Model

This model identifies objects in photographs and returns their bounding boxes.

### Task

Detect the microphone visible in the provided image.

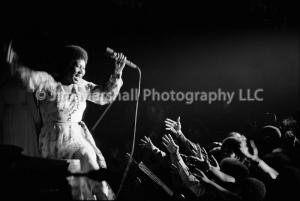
[106,47,138,69]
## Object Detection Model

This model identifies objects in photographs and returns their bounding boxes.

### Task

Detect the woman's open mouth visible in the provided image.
[73,74,82,82]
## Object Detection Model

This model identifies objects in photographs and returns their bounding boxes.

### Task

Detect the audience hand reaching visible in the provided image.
[240,140,259,161]
[195,168,211,183]
[191,144,205,161]
[139,136,157,151]
[207,154,220,170]
[191,145,220,171]
[162,134,179,155]
[165,116,183,138]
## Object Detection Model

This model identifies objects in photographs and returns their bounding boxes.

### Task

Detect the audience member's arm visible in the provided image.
[195,145,236,184]
[139,136,171,169]
[208,166,236,184]
[162,134,206,197]
[165,117,198,154]
[195,169,241,201]
[242,140,279,180]
[139,136,167,158]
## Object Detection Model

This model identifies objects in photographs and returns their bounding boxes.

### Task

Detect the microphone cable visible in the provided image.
[91,50,141,198]
[91,99,114,132]
[116,66,141,198]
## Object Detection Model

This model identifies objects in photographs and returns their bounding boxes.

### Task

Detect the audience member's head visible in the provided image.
[260,125,282,154]
[282,130,300,150]
[220,157,250,180]
[227,132,247,142]
[279,165,300,191]
[221,137,247,161]
[262,112,278,127]
[237,177,266,201]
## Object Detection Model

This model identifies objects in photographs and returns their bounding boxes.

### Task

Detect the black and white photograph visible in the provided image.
[0,1,299,200]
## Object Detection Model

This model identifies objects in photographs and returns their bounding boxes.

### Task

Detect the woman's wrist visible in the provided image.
[114,65,124,74]
[112,71,122,79]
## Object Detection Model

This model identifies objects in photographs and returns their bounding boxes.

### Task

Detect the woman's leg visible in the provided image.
[71,148,116,200]
[72,147,100,172]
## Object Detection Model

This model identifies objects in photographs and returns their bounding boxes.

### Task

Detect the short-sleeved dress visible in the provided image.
[18,66,123,171]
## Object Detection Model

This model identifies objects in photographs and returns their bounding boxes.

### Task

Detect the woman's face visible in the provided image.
[65,59,86,84]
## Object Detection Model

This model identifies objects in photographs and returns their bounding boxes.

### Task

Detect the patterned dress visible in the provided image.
[18,66,123,171]
[18,66,122,200]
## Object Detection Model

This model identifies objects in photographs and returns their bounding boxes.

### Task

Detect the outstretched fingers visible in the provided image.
[140,139,147,144]
[177,116,181,125]
[168,134,176,144]
[165,127,175,132]
[144,136,151,142]
[162,135,170,147]
[138,137,148,147]
[165,122,175,128]
[250,140,258,156]
[165,118,176,124]
[196,144,203,160]
[165,122,176,130]
[201,147,208,161]
[210,155,219,168]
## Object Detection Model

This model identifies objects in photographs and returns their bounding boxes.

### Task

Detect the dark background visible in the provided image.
[0,0,299,159]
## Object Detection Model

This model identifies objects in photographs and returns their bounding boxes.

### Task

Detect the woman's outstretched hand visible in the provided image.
[6,43,19,75]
